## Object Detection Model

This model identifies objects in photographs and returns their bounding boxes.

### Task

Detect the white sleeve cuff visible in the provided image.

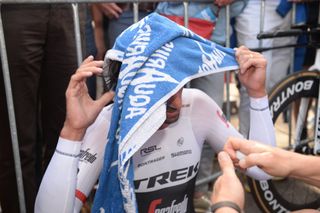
[56,137,82,158]
[249,95,269,111]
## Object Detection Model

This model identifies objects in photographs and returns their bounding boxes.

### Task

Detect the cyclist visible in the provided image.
[35,43,275,213]
[210,137,320,213]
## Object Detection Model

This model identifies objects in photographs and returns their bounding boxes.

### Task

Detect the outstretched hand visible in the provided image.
[212,151,245,211]
[235,46,267,98]
[224,137,294,177]
[60,56,114,141]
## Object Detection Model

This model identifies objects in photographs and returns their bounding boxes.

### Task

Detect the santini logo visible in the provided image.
[140,145,161,156]
[78,148,97,164]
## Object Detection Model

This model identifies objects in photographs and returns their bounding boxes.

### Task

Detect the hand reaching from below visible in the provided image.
[212,151,245,212]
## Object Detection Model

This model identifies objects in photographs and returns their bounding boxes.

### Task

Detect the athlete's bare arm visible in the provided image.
[194,47,275,180]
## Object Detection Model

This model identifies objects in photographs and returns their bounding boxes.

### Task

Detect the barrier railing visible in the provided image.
[0,1,233,212]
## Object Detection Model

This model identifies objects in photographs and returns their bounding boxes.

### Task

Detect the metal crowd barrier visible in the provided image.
[0,1,241,212]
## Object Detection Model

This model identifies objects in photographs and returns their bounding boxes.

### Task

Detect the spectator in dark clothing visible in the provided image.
[0,4,85,212]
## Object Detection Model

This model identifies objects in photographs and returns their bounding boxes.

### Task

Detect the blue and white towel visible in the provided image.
[92,12,239,213]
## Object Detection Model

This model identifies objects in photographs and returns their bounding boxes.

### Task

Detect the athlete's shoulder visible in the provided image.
[182,88,220,115]
[182,88,215,104]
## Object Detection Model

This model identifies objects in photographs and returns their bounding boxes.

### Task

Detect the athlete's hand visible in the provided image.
[60,56,114,141]
[98,3,123,19]
[235,46,267,98]
[224,137,294,177]
[212,151,244,211]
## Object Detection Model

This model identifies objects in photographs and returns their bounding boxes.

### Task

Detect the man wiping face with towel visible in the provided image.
[35,13,275,213]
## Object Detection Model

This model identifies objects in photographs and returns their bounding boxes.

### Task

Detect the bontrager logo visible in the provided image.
[259,181,288,212]
[78,148,97,163]
[270,80,314,117]
[140,145,161,156]
[137,156,165,168]
[148,195,188,213]
[134,163,199,190]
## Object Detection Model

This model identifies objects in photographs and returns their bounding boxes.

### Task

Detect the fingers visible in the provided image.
[68,57,104,90]
[101,3,122,19]
[109,3,123,15]
[77,56,104,77]
[69,67,101,88]
[218,151,236,176]
[77,66,103,75]
[224,137,275,170]
[81,55,94,65]
[224,137,267,160]
[240,56,266,75]
[239,152,271,169]
[68,71,93,90]
[80,56,104,69]
[224,137,252,159]
[96,91,115,108]
[235,46,266,74]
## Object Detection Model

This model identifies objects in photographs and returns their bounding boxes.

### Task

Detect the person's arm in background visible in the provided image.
[97,3,123,19]
[35,56,114,213]
[92,4,107,60]
[211,149,319,213]
[224,137,320,188]
[92,3,123,60]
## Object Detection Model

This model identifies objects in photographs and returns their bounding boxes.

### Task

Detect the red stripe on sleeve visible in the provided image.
[75,189,87,204]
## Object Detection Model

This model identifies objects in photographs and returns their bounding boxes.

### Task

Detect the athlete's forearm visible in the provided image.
[245,95,276,180]
[248,95,276,147]
[35,138,81,213]
[289,153,320,188]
